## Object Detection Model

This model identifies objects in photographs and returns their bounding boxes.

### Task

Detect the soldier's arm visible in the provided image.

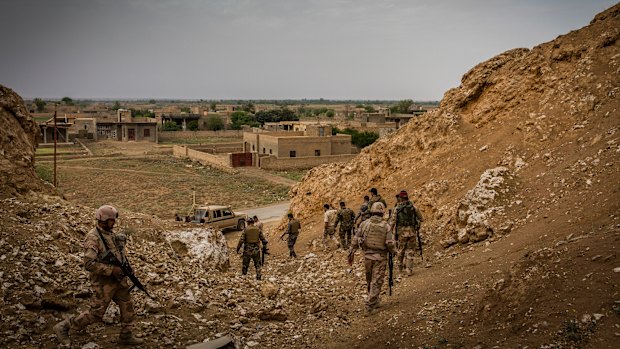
[236,231,246,251]
[259,231,268,245]
[415,207,424,223]
[83,235,115,276]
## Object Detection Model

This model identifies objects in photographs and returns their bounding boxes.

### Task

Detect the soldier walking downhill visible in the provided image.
[335,201,355,249]
[236,218,268,280]
[284,213,301,258]
[348,202,396,314]
[394,190,424,276]
[54,205,143,346]
[368,188,387,211]
[354,195,371,227]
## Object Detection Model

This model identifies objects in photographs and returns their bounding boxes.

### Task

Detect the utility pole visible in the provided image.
[53,103,57,187]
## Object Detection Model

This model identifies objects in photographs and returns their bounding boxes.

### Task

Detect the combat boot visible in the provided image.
[53,319,71,345]
[118,332,144,345]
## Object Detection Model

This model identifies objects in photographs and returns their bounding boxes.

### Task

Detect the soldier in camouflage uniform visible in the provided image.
[348,202,396,314]
[355,195,371,227]
[393,190,423,276]
[54,205,143,346]
[335,201,355,249]
[237,218,268,280]
[323,203,339,249]
[285,213,301,258]
[368,188,387,211]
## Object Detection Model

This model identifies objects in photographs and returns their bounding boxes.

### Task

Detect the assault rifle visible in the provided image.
[280,232,289,241]
[101,251,153,299]
[415,218,423,260]
[388,221,398,296]
[261,244,270,265]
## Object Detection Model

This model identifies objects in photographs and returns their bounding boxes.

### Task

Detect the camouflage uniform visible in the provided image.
[368,194,387,212]
[336,207,355,249]
[286,218,301,257]
[356,201,371,226]
[237,225,267,280]
[350,215,395,312]
[323,208,339,249]
[66,227,136,336]
[394,200,423,275]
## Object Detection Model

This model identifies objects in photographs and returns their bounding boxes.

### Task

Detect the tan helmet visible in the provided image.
[96,205,118,221]
[370,202,385,214]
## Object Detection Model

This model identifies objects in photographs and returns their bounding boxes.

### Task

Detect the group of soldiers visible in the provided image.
[54,188,420,345]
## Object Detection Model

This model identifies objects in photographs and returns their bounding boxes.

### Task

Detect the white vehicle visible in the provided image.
[192,205,248,231]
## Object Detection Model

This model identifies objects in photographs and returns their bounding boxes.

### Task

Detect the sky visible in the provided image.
[0,0,616,101]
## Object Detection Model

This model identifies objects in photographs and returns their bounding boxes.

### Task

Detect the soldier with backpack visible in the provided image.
[347,202,396,315]
[336,201,356,249]
[394,190,423,276]
[236,218,268,280]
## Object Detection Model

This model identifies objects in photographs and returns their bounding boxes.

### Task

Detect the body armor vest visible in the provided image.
[363,220,387,250]
[289,220,301,234]
[397,202,416,227]
[245,226,260,243]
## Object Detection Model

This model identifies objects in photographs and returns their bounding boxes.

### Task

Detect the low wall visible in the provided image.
[160,130,243,141]
[192,142,243,154]
[172,145,236,173]
[259,154,357,170]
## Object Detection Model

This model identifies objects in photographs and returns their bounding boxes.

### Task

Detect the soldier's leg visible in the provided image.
[288,235,298,257]
[242,251,251,275]
[397,235,408,271]
[338,228,347,249]
[112,285,136,335]
[70,282,114,330]
[404,239,416,275]
[330,227,340,248]
[367,259,387,310]
[252,250,262,280]
[364,258,373,293]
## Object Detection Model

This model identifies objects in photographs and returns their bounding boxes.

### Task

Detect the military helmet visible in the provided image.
[96,205,118,221]
[399,190,408,198]
[370,202,385,214]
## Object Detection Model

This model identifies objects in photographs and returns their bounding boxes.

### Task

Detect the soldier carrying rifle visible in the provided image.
[54,205,145,346]
[393,190,424,276]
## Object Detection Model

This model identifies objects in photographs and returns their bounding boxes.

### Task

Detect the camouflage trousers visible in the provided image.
[397,226,418,274]
[322,226,339,249]
[338,226,354,249]
[364,257,387,310]
[69,277,135,334]
[242,243,262,279]
[287,234,298,257]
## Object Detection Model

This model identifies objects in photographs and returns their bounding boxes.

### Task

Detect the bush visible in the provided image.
[332,127,379,148]
[36,164,53,184]
[205,115,224,131]
[162,121,181,131]
[231,111,260,129]
[187,120,199,131]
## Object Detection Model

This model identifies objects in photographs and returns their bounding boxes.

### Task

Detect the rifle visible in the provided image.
[101,251,153,299]
[388,219,398,296]
[261,244,269,265]
[415,218,423,260]
[280,232,289,241]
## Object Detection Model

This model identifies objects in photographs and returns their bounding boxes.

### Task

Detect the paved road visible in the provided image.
[238,201,290,223]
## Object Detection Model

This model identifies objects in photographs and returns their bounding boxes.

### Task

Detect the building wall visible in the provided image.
[172,145,236,173]
[160,129,244,141]
[259,154,357,170]
[120,124,157,142]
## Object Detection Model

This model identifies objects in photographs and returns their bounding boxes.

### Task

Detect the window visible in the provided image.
[269,149,272,154]
[290,150,296,157]
[223,209,232,216]
[84,125,88,130]
[144,129,150,137]
[315,149,321,156]
[319,127,325,136]
[263,147,266,154]
[252,145,255,151]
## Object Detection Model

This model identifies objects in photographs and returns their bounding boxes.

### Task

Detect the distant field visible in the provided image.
[36,147,84,155]
[36,157,290,219]
[267,169,308,182]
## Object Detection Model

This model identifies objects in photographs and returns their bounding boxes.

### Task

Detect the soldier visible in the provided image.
[335,201,355,249]
[54,205,143,346]
[322,203,339,249]
[348,202,396,314]
[253,215,263,233]
[284,213,301,258]
[394,190,424,276]
[355,195,371,227]
[368,188,387,211]
[236,218,268,280]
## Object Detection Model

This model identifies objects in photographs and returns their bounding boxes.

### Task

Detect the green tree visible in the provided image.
[325,110,335,118]
[187,120,199,131]
[209,102,217,112]
[332,127,379,148]
[148,99,157,104]
[33,98,46,112]
[230,111,259,129]
[112,101,122,110]
[255,109,299,124]
[390,99,414,114]
[180,106,191,113]
[241,101,255,113]
[162,121,181,131]
[61,97,74,106]
[205,115,224,131]
[364,105,376,113]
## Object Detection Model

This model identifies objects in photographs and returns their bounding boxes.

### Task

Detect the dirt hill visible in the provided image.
[0,85,50,198]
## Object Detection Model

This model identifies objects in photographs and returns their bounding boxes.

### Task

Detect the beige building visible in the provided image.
[243,125,351,158]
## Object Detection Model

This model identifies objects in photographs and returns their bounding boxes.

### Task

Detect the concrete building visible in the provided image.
[97,122,158,142]
[243,125,351,158]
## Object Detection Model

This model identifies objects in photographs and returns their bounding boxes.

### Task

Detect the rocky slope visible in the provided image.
[0,85,49,198]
